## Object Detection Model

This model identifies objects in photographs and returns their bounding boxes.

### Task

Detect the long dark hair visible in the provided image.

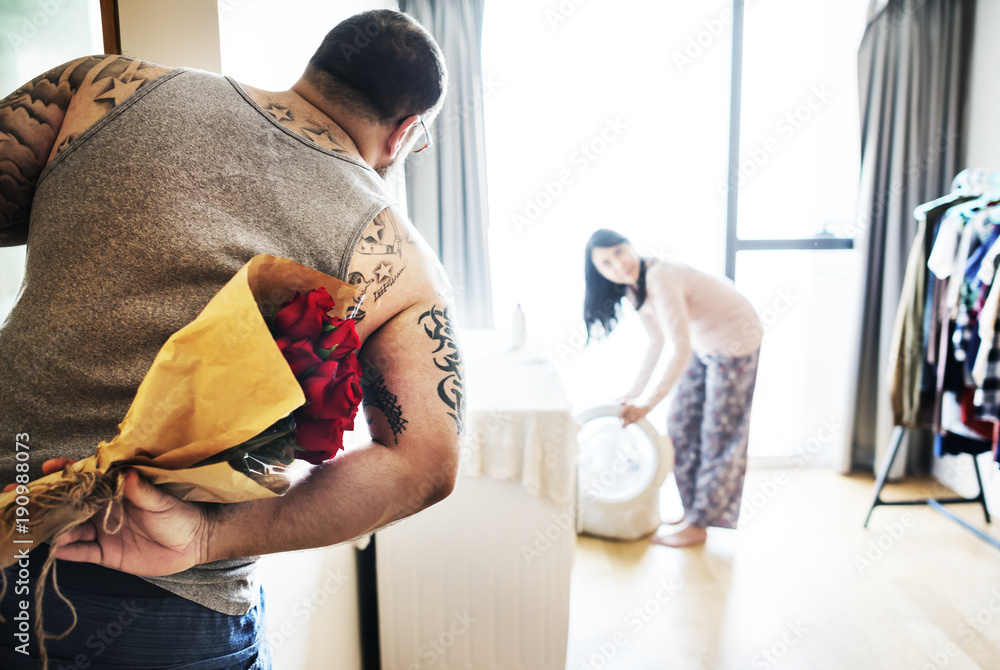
[583,229,647,341]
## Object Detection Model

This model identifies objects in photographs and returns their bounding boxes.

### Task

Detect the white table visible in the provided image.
[376,329,579,670]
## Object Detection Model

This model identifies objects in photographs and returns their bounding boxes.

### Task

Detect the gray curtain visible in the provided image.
[847,0,976,473]
[399,0,493,328]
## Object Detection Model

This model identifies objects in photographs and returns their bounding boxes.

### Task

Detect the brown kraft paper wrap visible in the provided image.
[0,253,358,569]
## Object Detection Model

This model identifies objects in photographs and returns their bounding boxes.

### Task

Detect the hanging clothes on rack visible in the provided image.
[869,169,999,552]
[887,167,1000,452]
[889,194,976,428]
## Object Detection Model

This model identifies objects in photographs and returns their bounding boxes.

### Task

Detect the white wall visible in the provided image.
[118,0,222,71]
[965,0,1000,170]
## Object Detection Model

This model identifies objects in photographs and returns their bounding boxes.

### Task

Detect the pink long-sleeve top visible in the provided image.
[626,260,762,406]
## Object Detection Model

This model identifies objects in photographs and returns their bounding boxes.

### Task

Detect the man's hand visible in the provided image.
[51,468,211,577]
[619,402,651,427]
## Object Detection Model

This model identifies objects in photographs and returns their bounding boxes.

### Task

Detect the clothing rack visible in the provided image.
[866,167,1000,550]
[864,425,998,550]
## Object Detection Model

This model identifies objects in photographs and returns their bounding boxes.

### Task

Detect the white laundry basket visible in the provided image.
[576,405,674,541]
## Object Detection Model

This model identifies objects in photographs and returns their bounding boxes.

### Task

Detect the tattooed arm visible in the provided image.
[0,55,171,245]
[50,205,463,573]
[200,206,462,560]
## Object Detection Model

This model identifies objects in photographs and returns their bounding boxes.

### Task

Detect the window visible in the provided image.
[483,0,871,462]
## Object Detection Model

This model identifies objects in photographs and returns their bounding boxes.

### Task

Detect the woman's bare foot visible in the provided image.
[651,524,707,548]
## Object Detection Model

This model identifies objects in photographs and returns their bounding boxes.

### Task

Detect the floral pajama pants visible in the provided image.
[667,348,760,529]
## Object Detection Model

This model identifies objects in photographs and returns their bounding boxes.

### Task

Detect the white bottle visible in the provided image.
[512,304,526,349]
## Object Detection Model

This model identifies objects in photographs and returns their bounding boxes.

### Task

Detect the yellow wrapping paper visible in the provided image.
[0,254,358,569]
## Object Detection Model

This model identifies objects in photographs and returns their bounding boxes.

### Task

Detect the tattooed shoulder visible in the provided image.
[249,90,354,154]
[0,55,172,228]
[349,208,410,318]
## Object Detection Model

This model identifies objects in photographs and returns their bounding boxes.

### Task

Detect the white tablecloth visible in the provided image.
[459,329,580,506]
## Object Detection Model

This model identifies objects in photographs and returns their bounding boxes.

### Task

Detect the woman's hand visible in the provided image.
[619,402,651,427]
[616,392,639,405]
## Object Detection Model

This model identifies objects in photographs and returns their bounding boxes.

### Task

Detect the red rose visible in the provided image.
[275,337,322,377]
[301,358,363,420]
[335,353,363,382]
[273,289,337,341]
[318,319,361,360]
[294,417,348,464]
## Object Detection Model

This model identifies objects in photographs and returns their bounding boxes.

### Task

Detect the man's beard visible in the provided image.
[376,155,404,180]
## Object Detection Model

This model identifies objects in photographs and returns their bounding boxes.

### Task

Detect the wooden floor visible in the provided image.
[566,468,1000,670]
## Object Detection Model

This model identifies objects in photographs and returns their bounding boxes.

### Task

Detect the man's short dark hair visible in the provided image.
[306,10,447,125]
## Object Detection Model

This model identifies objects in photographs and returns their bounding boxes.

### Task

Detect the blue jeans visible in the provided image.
[0,562,270,669]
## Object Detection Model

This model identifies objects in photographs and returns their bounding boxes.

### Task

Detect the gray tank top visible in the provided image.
[0,69,391,614]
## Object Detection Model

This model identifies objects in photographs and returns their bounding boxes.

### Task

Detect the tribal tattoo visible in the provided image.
[361,364,408,444]
[418,305,465,435]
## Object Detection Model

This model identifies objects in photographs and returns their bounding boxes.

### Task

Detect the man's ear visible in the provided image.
[386,115,421,158]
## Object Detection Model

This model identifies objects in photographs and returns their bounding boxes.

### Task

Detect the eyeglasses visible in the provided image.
[411,117,432,153]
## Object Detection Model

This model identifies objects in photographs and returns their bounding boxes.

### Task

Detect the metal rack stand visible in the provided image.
[864,425,999,551]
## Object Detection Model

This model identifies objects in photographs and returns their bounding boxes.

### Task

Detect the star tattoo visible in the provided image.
[302,127,335,145]
[94,77,145,106]
[264,104,292,122]
[373,262,393,282]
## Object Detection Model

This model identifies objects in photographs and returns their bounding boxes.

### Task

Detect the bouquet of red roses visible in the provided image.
[201,286,364,492]
[0,255,367,669]
[0,254,365,567]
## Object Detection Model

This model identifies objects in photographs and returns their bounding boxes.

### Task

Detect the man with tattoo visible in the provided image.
[0,9,464,668]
